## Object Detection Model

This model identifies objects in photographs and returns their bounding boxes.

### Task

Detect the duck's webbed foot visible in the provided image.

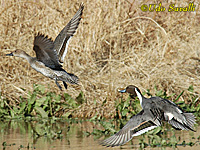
[63,81,68,89]
[55,79,62,90]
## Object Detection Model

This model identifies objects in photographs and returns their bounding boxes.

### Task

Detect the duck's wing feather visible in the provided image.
[152,97,196,131]
[100,110,160,147]
[33,33,62,69]
[54,3,84,63]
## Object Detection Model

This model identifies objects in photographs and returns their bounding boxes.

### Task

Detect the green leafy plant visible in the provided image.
[0,84,85,119]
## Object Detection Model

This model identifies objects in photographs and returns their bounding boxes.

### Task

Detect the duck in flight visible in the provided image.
[6,4,84,90]
[100,85,196,147]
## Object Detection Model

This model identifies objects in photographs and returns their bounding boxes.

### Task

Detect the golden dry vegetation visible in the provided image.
[0,0,200,118]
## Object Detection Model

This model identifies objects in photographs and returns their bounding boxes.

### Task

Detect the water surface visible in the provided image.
[0,119,199,150]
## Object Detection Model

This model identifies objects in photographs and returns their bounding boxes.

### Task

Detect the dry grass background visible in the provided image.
[0,0,200,118]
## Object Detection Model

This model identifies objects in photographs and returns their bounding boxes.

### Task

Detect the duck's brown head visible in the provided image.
[119,85,141,99]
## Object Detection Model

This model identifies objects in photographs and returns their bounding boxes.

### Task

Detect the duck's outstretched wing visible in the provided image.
[33,33,62,69]
[54,3,84,63]
[100,110,160,147]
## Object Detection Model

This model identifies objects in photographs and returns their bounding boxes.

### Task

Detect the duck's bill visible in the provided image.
[6,53,13,56]
[119,89,126,93]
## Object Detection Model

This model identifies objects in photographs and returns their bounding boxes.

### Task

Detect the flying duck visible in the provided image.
[100,85,196,147]
[6,3,84,90]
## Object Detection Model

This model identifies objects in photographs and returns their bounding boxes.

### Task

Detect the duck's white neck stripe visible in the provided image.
[135,88,143,106]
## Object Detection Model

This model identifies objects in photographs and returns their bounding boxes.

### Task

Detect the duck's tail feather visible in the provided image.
[168,113,196,131]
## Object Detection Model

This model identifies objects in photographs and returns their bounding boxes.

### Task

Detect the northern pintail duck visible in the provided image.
[6,4,84,90]
[101,85,196,147]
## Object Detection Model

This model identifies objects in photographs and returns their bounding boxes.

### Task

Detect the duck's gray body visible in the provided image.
[30,58,78,85]
[139,95,195,131]
[101,85,196,147]
[6,4,84,90]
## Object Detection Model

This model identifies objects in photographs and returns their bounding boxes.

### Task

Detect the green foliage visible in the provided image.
[174,85,200,118]
[115,95,140,120]
[0,84,85,119]
[75,91,85,105]
[153,86,175,99]
[90,119,117,140]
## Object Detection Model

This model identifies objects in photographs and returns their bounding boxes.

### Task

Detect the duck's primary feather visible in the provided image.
[54,3,84,63]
